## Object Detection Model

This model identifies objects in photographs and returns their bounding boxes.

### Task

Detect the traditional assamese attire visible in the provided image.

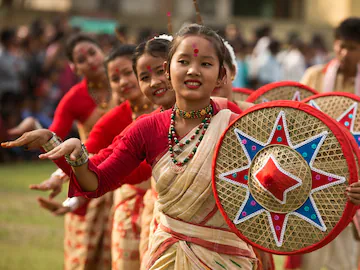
[69,100,258,270]
[49,79,112,270]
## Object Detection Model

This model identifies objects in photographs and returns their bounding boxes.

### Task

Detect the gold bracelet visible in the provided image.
[65,143,89,167]
[42,132,63,152]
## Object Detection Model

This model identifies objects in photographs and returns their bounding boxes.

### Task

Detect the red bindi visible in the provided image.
[146,65,152,72]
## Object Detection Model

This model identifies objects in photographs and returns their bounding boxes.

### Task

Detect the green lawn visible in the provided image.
[0,161,286,269]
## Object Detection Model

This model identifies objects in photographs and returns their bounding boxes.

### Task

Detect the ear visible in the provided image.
[215,66,227,87]
[163,61,171,80]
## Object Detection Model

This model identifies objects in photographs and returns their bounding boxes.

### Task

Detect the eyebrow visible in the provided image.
[177,53,216,60]
[139,65,163,77]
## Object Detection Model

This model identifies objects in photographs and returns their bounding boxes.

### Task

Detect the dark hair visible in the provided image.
[335,17,360,43]
[132,38,171,76]
[104,44,136,74]
[166,24,226,78]
[65,33,101,62]
[0,27,16,48]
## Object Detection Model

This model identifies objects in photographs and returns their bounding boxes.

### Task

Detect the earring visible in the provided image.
[166,73,171,80]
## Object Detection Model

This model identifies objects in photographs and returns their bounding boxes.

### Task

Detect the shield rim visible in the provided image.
[212,100,358,255]
[245,81,318,103]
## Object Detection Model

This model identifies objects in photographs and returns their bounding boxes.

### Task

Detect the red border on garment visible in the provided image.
[245,81,318,103]
[212,100,358,255]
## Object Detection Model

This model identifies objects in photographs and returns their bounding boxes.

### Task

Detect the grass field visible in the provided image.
[0,161,286,269]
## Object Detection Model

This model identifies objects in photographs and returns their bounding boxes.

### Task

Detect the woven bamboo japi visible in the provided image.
[212,100,358,254]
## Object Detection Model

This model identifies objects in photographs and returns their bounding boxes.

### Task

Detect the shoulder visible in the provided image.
[303,64,325,77]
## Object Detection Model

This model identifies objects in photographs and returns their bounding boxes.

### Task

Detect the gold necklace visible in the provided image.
[88,81,111,110]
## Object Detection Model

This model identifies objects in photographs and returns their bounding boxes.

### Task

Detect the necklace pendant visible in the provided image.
[173,147,183,154]
[169,159,186,174]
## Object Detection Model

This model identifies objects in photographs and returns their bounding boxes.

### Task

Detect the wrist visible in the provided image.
[42,132,62,152]
[62,197,80,211]
[65,143,89,167]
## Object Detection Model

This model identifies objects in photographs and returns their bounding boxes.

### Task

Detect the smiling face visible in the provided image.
[136,53,175,109]
[72,41,105,80]
[107,56,142,103]
[168,35,223,108]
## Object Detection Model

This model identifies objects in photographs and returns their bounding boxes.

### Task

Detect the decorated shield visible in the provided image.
[232,88,254,103]
[212,100,358,254]
[246,81,318,104]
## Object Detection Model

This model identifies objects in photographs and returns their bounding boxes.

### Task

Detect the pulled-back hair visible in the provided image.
[166,24,226,78]
[104,44,136,74]
[132,38,171,76]
[65,33,101,62]
[335,17,360,43]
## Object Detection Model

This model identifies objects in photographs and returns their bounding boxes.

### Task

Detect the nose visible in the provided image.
[119,76,128,87]
[187,64,200,77]
[150,76,161,88]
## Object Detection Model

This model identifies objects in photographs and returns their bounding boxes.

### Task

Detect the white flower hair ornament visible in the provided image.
[154,34,173,42]
[223,39,238,78]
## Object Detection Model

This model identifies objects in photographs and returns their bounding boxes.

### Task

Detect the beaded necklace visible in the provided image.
[174,103,212,119]
[168,104,213,171]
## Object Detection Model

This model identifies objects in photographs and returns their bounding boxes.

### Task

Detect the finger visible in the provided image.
[348,197,360,205]
[350,182,360,187]
[29,182,51,191]
[8,127,24,136]
[49,188,61,199]
[1,134,35,148]
[37,197,60,211]
[39,147,63,160]
[346,187,360,193]
[54,207,70,216]
[70,148,82,161]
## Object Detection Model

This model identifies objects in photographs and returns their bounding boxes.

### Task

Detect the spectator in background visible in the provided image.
[258,39,283,86]
[278,32,306,82]
[231,40,249,88]
[0,27,26,120]
[248,24,272,88]
[308,33,329,66]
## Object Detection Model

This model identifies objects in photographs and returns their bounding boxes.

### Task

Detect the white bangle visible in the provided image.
[51,168,66,179]
[62,197,80,211]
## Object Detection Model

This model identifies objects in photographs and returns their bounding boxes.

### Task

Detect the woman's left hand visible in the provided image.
[37,197,71,216]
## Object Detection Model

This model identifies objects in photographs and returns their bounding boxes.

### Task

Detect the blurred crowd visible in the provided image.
[0,16,332,162]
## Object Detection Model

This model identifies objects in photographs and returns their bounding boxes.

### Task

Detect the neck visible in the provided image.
[88,73,108,88]
[162,96,176,110]
[340,65,358,78]
[130,95,149,110]
[175,97,211,113]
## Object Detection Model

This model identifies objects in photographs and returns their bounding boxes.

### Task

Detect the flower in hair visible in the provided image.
[223,39,238,77]
[154,34,173,42]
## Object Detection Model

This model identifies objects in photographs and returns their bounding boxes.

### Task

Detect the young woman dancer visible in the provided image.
[39,24,259,269]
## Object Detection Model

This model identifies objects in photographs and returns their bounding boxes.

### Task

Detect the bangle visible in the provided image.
[65,143,89,167]
[42,132,62,152]
[51,168,66,179]
[62,197,80,211]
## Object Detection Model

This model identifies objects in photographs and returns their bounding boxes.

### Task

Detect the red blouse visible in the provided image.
[86,101,133,154]
[69,100,241,198]
[49,79,96,140]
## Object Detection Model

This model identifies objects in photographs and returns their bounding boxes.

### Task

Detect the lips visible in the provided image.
[91,66,98,71]
[154,88,167,97]
[184,80,202,89]
[121,87,132,94]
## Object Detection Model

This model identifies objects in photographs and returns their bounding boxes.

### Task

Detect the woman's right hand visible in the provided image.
[7,117,40,136]
[39,138,82,161]
[1,129,53,150]
[29,175,64,199]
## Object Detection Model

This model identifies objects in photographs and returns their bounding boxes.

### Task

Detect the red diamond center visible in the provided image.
[255,156,301,203]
